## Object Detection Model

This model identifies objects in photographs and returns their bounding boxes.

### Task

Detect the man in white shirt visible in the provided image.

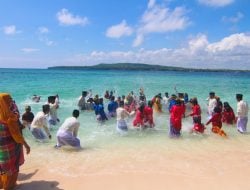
[207,92,217,119]
[78,91,87,111]
[56,110,81,148]
[236,94,248,133]
[30,104,52,141]
[48,96,60,126]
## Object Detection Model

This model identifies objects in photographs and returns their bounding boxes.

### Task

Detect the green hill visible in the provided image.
[48,63,250,72]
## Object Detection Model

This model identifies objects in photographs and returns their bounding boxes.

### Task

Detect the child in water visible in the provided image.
[191,116,205,134]
[222,102,236,125]
[206,106,227,137]
[169,98,184,137]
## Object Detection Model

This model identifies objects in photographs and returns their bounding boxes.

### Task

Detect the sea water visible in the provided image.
[1,68,250,176]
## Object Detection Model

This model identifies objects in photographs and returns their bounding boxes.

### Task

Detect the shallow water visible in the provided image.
[1,68,250,176]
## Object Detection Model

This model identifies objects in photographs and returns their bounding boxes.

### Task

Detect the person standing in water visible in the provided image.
[169,98,184,137]
[236,94,248,133]
[116,101,134,134]
[207,92,217,119]
[21,105,34,129]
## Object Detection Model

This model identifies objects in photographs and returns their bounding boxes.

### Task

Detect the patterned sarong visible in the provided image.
[0,121,23,175]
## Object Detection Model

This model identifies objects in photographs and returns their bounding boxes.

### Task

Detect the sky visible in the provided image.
[0,0,250,69]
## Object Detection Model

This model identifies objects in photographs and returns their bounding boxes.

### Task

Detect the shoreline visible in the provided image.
[17,137,250,190]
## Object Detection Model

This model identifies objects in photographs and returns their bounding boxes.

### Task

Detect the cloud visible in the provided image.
[133,34,144,47]
[38,27,49,34]
[222,12,244,23]
[106,20,133,38]
[66,33,250,70]
[148,0,156,8]
[3,25,21,35]
[57,8,89,26]
[198,0,234,7]
[133,1,190,46]
[188,34,209,54]
[206,33,250,52]
[21,48,40,53]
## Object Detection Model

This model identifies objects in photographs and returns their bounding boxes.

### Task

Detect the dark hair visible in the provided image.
[48,96,56,104]
[110,96,115,101]
[191,97,198,105]
[223,102,230,108]
[82,91,88,97]
[214,106,221,113]
[223,102,231,111]
[147,100,153,107]
[73,109,80,118]
[42,104,50,113]
[209,92,215,96]
[236,94,243,100]
[119,100,124,107]
[175,98,181,105]
[193,116,201,124]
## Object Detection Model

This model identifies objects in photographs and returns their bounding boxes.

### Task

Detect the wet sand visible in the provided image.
[17,136,250,190]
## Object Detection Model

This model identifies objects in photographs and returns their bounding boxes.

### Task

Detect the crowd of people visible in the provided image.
[20,89,250,143]
[0,90,248,189]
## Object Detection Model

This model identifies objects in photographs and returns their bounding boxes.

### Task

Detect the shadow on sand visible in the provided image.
[16,180,63,190]
[18,169,39,181]
[17,170,63,190]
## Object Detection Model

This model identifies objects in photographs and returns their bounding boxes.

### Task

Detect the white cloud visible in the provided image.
[106,20,133,38]
[3,25,21,35]
[57,8,89,26]
[133,34,144,47]
[198,0,234,7]
[222,12,244,23]
[21,48,40,53]
[37,27,55,46]
[148,0,156,8]
[133,1,190,46]
[38,27,49,34]
[207,33,250,52]
[66,33,250,70]
[39,37,55,46]
[188,34,209,54]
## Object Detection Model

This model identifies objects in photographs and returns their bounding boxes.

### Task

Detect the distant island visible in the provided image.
[48,63,250,72]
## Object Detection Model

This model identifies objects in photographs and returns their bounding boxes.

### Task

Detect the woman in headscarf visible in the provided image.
[0,93,30,190]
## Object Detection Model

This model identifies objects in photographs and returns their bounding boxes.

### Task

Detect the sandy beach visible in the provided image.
[16,136,250,190]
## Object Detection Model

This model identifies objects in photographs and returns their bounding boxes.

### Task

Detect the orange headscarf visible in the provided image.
[0,93,24,144]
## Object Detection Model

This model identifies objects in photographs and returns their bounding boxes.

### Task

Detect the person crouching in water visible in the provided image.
[222,102,236,125]
[116,101,135,135]
[191,116,205,134]
[169,98,184,138]
[56,110,81,149]
[206,106,227,137]
[30,104,52,142]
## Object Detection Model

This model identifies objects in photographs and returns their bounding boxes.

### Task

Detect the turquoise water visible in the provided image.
[1,68,250,149]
